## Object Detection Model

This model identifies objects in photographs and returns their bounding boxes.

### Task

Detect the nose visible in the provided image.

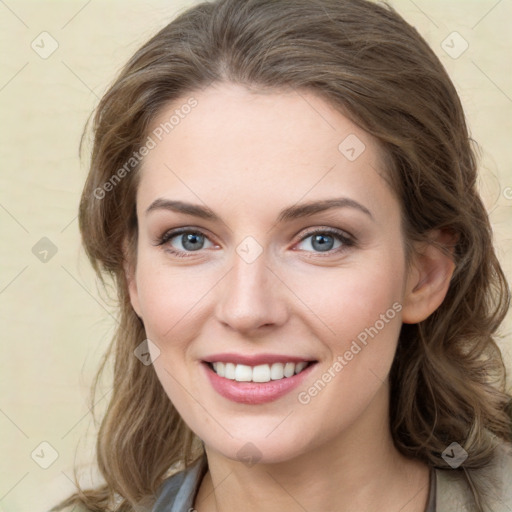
[214,248,288,335]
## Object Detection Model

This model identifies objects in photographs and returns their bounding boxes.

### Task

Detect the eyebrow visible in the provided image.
[145,197,373,222]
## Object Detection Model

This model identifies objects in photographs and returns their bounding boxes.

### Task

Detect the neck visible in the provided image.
[194,383,430,512]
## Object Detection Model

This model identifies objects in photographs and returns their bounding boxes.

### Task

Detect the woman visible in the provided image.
[52,0,512,511]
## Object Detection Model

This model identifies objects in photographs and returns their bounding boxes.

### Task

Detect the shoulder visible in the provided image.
[152,455,208,512]
[436,441,512,512]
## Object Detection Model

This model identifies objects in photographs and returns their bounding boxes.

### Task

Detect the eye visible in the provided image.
[295,228,354,255]
[157,228,215,257]
[156,226,355,259]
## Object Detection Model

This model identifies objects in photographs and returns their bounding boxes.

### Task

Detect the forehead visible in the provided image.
[137,83,396,222]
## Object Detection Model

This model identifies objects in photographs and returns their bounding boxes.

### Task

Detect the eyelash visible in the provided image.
[155,227,356,259]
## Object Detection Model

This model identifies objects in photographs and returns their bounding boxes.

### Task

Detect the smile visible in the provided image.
[202,357,318,405]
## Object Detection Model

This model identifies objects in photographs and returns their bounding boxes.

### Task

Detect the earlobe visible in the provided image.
[401,229,458,324]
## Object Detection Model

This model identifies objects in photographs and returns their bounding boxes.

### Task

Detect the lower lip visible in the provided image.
[202,362,316,405]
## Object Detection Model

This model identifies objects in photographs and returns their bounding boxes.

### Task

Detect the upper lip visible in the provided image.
[202,353,316,366]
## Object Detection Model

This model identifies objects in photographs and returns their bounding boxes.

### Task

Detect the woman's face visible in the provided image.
[128,83,416,463]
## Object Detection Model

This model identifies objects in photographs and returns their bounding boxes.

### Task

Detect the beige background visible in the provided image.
[0,1,511,511]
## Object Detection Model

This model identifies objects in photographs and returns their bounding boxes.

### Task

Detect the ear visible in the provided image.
[123,238,142,318]
[401,229,458,324]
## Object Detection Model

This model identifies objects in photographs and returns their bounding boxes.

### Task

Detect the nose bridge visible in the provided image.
[214,243,286,333]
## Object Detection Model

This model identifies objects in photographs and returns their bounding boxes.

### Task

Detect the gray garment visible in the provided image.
[152,455,208,512]
[425,466,436,512]
[151,455,437,512]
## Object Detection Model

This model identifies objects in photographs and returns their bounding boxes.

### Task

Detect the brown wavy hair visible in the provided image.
[52,0,512,510]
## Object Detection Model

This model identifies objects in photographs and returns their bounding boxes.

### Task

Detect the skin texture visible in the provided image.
[126,83,456,512]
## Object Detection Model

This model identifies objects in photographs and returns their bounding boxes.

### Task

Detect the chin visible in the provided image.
[202,429,314,466]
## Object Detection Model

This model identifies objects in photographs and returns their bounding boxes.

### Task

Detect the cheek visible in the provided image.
[339,262,405,370]
[293,280,403,437]
[135,256,215,342]
[286,254,405,342]
[287,252,406,414]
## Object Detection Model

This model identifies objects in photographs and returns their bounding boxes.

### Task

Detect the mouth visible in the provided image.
[201,357,318,405]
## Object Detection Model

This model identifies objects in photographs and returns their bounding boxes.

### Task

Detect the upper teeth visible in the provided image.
[211,362,309,382]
